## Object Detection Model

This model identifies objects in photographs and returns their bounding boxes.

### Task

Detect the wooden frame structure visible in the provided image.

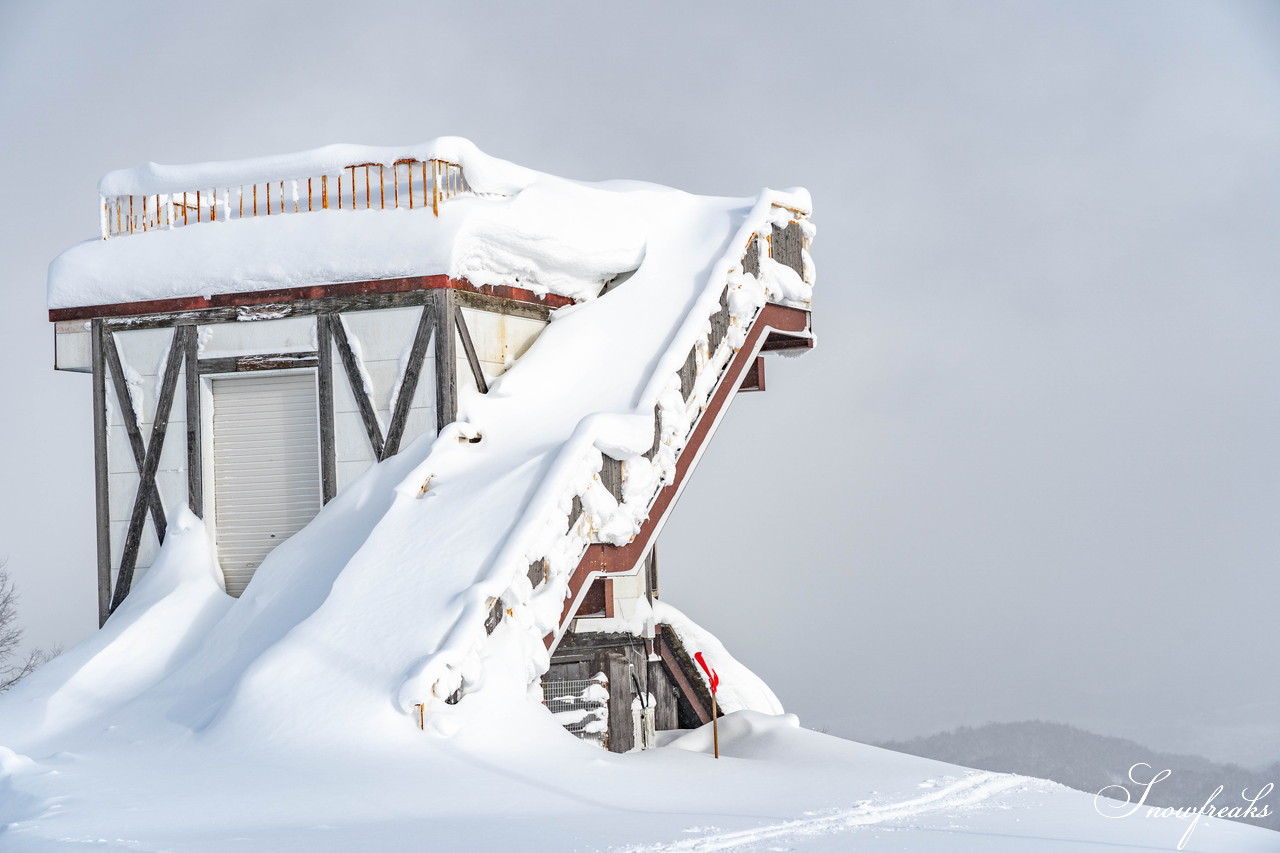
[76,277,554,624]
[59,181,816,753]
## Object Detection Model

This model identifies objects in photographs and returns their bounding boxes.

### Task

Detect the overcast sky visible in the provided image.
[1,1,1276,767]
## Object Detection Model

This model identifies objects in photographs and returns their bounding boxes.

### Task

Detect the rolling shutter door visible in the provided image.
[212,372,321,597]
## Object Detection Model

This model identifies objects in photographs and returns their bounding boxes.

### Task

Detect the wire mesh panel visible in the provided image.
[544,676,609,749]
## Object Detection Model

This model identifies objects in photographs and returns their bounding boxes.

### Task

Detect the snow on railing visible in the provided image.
[100,158,469,239]
[511,227,785,627]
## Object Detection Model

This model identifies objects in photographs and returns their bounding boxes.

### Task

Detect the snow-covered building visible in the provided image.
[47,139,814,752]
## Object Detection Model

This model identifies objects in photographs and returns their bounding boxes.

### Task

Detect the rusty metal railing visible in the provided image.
[100,158,469,239]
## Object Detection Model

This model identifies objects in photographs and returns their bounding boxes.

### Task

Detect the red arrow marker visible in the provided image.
[694,651,719,694]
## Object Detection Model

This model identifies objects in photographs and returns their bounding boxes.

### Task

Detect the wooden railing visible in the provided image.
[519,267,750,643]
[101,158,469,239]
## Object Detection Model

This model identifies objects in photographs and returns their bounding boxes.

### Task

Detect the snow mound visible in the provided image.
[655,600,784,715]
[0,510,229,757]
[660,709,800,754]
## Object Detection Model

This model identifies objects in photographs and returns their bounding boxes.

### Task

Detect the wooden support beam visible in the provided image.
[646,546,659,599]
[110,328,184,613]
[331,315,385,460]
[316,314,337,504]
[102,330,167,539]
[91,321,111,626]
[739,355,766,392]
[197,352,318,374]
[655,627,713,726]
[454,308,488,395]
[433,290,458,433]
[382,306,434,460]
[82,276,557,331]
[183,325,202,517]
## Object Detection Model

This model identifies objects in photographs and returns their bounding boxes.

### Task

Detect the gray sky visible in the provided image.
[1,1,1276,766]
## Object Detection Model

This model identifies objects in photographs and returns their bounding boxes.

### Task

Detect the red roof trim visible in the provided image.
[48,275,574,322]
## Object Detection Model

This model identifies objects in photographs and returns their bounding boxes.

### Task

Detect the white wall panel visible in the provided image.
[198,316,316,359]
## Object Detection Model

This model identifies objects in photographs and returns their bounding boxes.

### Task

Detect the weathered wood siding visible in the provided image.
[770,221,805,278]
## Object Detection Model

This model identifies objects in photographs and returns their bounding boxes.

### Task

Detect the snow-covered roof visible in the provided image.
[53,140,692,310]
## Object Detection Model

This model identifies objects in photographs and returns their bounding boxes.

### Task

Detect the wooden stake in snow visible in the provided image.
[694,652,720,759]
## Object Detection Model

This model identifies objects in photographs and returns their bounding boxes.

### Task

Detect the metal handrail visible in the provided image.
[100,158,469,239]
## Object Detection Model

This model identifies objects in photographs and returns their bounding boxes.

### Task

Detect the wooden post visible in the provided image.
[91,321,112,626]
[316,314,338,504]
[379,164,385,209]
[433,290,457,433]
[183,325,203,517]
[432,160,439,216]
[407,163,414,210]
[712,693,719,759]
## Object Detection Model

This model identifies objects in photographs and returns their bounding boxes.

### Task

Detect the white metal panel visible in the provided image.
[212,372,321,597]
[54,321,92,372]
[198,315,316,359]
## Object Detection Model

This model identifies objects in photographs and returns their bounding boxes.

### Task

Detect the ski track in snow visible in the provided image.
[615,772,1027,852]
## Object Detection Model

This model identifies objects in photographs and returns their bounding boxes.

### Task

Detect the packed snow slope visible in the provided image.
[7,142,1273,849]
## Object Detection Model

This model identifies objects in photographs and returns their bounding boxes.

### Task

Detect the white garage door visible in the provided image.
[212,372,322,597]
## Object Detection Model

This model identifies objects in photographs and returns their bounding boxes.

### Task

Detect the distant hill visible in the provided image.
[879,721,1279,833]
